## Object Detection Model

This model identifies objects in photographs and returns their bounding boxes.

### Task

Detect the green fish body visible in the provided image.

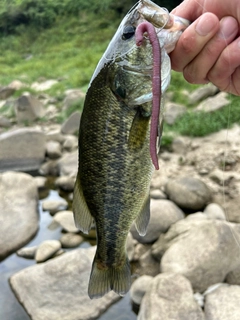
[73,0,189,299]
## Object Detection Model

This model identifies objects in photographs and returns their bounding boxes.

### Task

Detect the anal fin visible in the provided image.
[72,174,93,234]
[135,195,150,236]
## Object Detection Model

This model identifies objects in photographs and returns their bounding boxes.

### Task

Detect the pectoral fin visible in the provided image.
[135,195,150,236]
[72,174,93,234]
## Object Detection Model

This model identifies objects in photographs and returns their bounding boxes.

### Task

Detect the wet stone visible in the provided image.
[42,199,68,215]
[35,240,61,263]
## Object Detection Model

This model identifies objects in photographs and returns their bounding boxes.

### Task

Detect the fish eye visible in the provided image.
[122,25,136,40]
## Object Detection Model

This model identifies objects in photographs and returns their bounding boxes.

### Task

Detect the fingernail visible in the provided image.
[195,15,217,36]
[219,17,237,39]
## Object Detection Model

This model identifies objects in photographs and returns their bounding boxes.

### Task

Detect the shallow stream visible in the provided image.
[0,188,137,320]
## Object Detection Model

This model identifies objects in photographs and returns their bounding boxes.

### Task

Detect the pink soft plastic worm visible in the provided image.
[135,21,161,170]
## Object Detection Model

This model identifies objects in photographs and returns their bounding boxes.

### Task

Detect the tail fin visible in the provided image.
[88,255,131,299]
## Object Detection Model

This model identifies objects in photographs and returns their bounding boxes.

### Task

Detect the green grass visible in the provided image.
[1,9,240,140]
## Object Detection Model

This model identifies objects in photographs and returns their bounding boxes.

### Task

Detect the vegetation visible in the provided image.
[0,0,239,142]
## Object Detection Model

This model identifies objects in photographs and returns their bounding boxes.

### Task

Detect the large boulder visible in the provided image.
[0,171,39,261]
[138,273,204,320]
[152,218,240,292]
[0,127,45,172]
[10,247,120,320]
[15,93,46,123]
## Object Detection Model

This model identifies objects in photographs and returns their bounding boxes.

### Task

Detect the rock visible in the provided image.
[209,168,234,185]
[138,249,160,277]
[10,247,120,320]
[31,79,58,91]
[138,273,204,320]
[15,93,46,123]
[62,135,78,152]
[155,219,240,292]
[8,80,27,90]
[130,275,153,305]
[46,140,62,159]
[226,265,240,286]
[165,176,211,211]
[35,240,62,262]
[188,83,218,104]
[0,86,15,99]
[0,172,39,261]
[39,160,59,176]
[204,284,240,320]
[149,189,167,199]
[17,246,38,259]
[45,126,65,143]
[164,102,186,125]
[132,243,151,262]
[55,176,75,192]
[42,199,68,215]
[34,176,47,191]
[0,116,11,128]
[172,136,191,154]
[61,111,81,135]
[60,233,84,248]
[131,199,184,244]
[63,89,85,110]
[57,151,78,177]
[0,128,46,172]
[195,92,229,112]
[53,210,78,233]
[203,203,226,220]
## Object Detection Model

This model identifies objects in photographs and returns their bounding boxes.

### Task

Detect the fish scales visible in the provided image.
[73,0,189,299]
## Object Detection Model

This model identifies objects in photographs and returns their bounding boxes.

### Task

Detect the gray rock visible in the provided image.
[45,126,65,143]
[165,176,211,210]
[15,93,46,123]
[17,246,38,259]
[0,172,39,261]
[58,151,78,177]
[46,140,62,159]
[39,160,59,176]
[209,168,234,185]
[138,249,160,277]
[131,199,184,244]
[8,80,27,90]
[150,189,167,199]
[0,86,15,99]
[130,275,153,305]
[188,83,218,104]
[138,273,204,320]
[157,219,240,292]
[35,240,62,262]
[0,128,45,172]
[63,89,85,110]
[195,92,229,112]
[204,203,226,220]
[55,176,75,192]
[164,102,186,125]
[10,247,120,320]
[42,199,68,215]
[60,233,84,248]
[62,135,78,151]
[31,79,58,91]
[53,210,78,233]
[226,264,240,286]
[172,136,191,154]
[204,284,240,320]
[61,111,81,135]
[0,116,11,128]
[34,176,47,191]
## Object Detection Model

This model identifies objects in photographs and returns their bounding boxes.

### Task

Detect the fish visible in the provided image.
[73,0,189,299]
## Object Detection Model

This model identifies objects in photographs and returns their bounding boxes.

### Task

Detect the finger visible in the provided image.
[183,16,239,84]
[208,37,240,95]
[170,13,220,73]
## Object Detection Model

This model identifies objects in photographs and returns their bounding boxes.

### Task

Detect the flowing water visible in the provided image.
[0,189,137,320]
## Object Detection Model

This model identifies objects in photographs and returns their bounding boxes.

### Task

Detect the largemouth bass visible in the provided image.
[73,0,189,299]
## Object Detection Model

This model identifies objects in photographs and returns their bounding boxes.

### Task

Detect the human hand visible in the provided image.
[170,0,240,95]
